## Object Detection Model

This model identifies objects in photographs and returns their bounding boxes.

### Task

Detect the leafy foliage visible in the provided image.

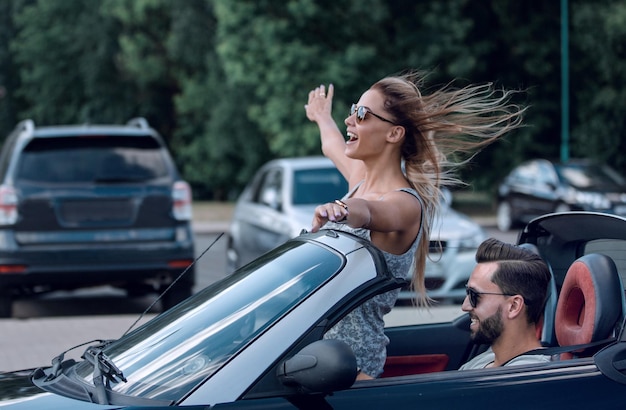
[1,0,624,199]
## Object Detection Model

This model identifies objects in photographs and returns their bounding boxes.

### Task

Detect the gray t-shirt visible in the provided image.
[459,347,552,370]
[323,186,423,377]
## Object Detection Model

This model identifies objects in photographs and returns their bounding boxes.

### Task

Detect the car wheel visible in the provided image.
[496,201,515,232]
[0,289,13,318]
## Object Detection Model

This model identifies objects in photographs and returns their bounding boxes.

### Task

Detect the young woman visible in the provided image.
[304,71,525,378]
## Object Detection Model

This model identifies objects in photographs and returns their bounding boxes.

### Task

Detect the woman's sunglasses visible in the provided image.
[465,285,515,308]
[350,104,395,125]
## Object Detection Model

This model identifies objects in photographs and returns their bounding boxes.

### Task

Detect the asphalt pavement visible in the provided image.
[0,212,497,373]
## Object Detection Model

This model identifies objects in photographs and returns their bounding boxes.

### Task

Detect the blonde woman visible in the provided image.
[305,71,525,379]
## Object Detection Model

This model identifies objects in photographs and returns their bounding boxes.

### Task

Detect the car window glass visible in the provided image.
[292,168,348,205]
[74,240,343,402]
[255,168,282,208]
[15,136,168,183]
[513,163,535,184]
[537,161,557,185]
[558,163,625,190]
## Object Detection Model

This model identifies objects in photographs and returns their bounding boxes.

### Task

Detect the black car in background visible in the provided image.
[0,118,195,317]
[496,158,626,231]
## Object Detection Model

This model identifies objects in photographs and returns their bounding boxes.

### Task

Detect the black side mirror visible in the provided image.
[277,339,357,394]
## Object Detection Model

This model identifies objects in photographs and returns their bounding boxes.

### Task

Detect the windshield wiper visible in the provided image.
[42,339,112,382]
[82,343,127,405]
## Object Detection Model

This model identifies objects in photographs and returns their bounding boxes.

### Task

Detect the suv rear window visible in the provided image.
[16,135,169,183]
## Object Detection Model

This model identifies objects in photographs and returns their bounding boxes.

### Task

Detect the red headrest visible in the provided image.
[555,254,623,350]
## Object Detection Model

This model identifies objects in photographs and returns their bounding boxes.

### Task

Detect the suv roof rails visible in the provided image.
[126,117,150,130]
[15,119,35,135]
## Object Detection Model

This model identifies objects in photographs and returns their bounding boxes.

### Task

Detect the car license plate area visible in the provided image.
[59,199,136,227]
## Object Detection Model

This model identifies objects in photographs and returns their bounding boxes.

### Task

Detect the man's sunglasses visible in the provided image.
[350,104,395,125]
[465,285,515,308]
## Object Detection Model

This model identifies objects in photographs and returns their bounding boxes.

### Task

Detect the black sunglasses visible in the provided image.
[465,285,515,308]
[350,104,395,124]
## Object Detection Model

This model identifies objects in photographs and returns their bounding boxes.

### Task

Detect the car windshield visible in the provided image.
[557,163,626,190]
[15,136,169,183]
[292,168,348,205]
[73,239,343,402]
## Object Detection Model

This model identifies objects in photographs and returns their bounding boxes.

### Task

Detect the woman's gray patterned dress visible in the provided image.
[323,184,423,377]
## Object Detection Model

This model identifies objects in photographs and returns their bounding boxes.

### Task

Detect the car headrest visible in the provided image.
[555,253,624,349]
[519,242,557,346]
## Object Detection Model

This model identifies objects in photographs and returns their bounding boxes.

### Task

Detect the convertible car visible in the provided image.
[1,212,626,408]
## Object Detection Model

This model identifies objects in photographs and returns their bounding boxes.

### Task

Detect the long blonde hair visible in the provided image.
[371,71,526,306]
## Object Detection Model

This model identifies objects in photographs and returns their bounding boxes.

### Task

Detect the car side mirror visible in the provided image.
[277,339,357,394]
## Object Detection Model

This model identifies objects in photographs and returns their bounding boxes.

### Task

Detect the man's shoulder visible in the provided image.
[507,353,552,366]
[459,347,552,370]
[459,349,495,370]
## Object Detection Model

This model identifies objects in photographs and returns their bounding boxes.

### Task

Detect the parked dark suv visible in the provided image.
[0,118,195,317]
[496,158,626,231]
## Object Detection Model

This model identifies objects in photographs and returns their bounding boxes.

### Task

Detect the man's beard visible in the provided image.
[471,306,504,345]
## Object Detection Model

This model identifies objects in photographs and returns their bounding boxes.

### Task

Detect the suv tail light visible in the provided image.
[0,185,18,225]
[172,181,192,221]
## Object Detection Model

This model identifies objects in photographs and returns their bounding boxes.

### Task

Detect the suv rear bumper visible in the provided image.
[0,228,195,292]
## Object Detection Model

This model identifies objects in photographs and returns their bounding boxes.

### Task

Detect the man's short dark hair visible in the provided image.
[475,238,551,323]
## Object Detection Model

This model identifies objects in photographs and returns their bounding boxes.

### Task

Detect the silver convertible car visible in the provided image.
[1,212,626,408]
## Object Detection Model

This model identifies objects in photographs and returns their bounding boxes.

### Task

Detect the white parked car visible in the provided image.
[227,156,486,303]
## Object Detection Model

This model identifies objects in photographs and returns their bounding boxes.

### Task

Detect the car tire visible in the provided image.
[496,201,515,232]
[0,289,12,318]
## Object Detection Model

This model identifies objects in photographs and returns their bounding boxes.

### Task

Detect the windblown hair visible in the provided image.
[370,71,526,306]
[476,238,551,323]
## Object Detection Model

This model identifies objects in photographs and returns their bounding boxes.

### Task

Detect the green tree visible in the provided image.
[171,0,271,199]
[101,0,180,137]
[570,0,626,171]
[3,0,625,199]
[12,0,135,125]
[0,0,22,139]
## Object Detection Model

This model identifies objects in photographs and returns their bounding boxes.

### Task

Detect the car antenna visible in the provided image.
[121,232,225,337]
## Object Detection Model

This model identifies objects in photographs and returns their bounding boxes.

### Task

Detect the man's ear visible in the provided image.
[507,295,526,319]
[387,125,405,144]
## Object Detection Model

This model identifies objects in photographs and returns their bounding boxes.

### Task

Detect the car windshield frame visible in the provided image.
[72,239,345,402]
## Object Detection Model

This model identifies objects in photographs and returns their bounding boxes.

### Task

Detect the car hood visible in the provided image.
[287,205,318,235]
[0,370,118,409]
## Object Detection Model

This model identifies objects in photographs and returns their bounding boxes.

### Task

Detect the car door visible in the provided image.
[211,358,625,409]
[237,166,291,264]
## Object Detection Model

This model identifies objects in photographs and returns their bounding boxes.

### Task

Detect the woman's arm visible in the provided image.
[305,84,363,183]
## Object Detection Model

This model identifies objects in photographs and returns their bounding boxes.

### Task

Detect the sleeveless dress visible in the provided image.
[322,184,423,377]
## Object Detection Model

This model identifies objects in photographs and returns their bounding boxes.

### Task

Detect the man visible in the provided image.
[459,238,552,369]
